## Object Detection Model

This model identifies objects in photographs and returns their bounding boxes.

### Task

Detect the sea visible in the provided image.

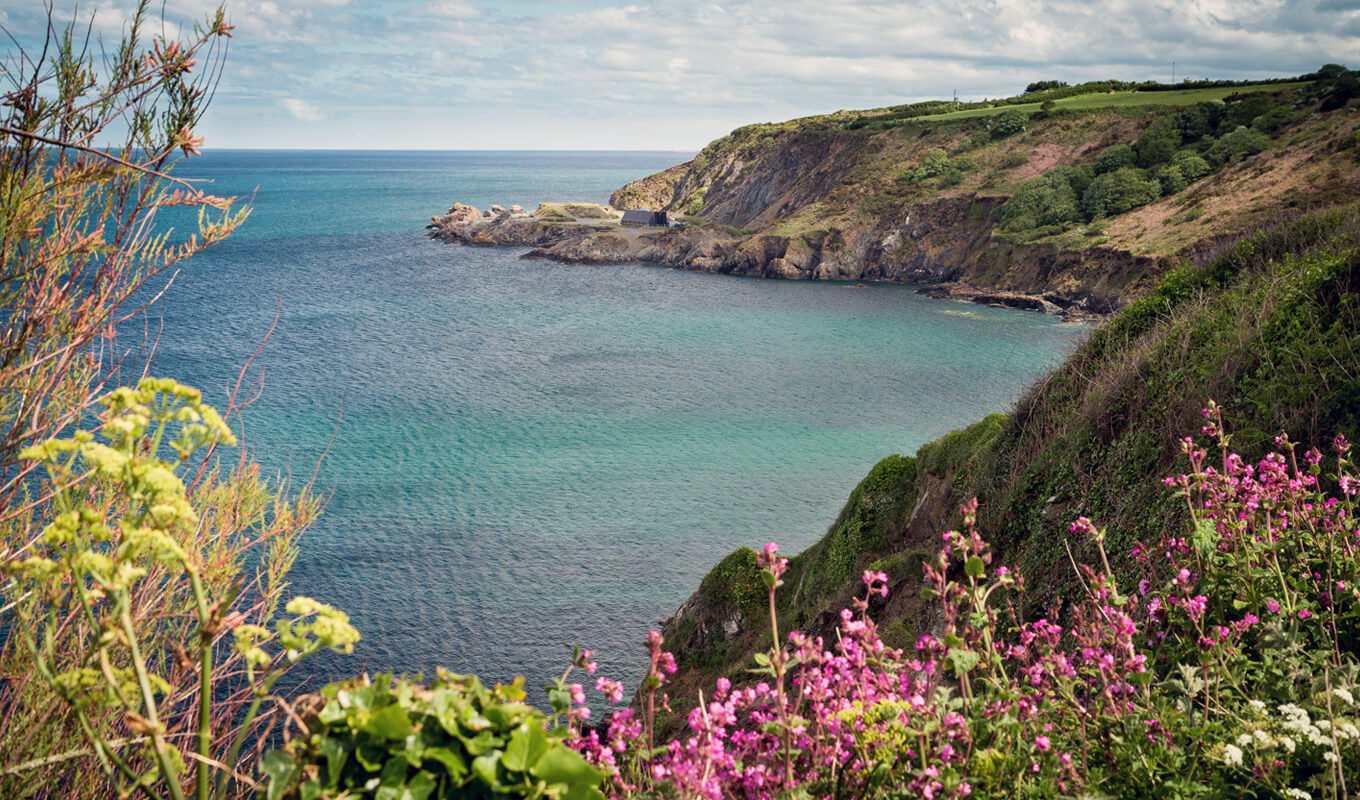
[142,150,1088,693]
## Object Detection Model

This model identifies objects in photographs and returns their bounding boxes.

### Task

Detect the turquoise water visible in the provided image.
[146,150,1087,690]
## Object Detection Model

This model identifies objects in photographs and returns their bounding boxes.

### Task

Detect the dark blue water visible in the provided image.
[142,150,1086,691]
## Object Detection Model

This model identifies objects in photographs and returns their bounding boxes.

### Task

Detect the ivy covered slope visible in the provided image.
[610,68,1360,315]
[657,202,1360,735]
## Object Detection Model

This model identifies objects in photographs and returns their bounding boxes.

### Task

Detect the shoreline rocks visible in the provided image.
[425,201,1116,320]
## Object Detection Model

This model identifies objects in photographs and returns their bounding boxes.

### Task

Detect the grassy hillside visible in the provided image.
[611,67,1360,312]
[657,202,1360,736]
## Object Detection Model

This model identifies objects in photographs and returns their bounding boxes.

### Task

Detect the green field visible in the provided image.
[912,81,1309,121]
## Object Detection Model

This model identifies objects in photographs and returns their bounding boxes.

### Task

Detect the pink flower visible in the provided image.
[1185,595,1208,621]
[1035,735,1051,751]
[1298,609,1313,620]
[570,683,585,704]
[595,676,624,703]
[1266,599,1281,613]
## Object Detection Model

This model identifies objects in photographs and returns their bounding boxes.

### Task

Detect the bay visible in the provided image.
[143,150,1087,691]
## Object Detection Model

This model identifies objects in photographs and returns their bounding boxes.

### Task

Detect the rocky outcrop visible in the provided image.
[427,198,1154,316]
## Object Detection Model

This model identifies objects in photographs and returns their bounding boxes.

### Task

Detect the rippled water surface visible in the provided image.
[146,150,1088,689]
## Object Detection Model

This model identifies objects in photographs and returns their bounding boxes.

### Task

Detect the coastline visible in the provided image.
[426,201,1108,322]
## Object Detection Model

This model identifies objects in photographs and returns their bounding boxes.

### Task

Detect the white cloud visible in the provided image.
[280,98,326,121]
[8,0,1358,148]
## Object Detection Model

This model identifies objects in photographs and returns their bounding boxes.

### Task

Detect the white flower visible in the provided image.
[1248,699,1267,714]
[1324,751,1338,763]
[1222,744,1244,767]
[1237,733,1255,747]
[1336,722,1359,741]
[1335,688,1355,706]
[1284,789,1311,800]
[1254,729,1272,745]
[1281,736,1297,753]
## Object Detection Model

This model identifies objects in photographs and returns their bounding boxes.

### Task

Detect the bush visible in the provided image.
[907,148,961,184]
[263,672,606,800]
[1155,164,1188,195]
[999,172,1082,233]
[1093,144,1136,175]
[1082,166,1161,219]
[1133,120,1182,167]
[989,109,1027,140]
[1000,150,1029,169]
[1206,126,1272,167]
[1172,150,1212,181]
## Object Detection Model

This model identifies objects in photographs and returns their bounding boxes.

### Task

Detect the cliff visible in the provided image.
[431,74,1360,317]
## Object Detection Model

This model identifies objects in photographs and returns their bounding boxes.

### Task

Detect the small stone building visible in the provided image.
[621,209,668,227]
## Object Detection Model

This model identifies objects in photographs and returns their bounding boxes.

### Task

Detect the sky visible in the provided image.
[2,0,1358,150]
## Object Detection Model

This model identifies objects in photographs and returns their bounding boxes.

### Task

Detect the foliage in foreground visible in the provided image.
[2,380,354,800]
[562,410,1359,799]
[263,410,1359,799]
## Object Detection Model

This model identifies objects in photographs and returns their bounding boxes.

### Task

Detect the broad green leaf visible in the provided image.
[505,722,549,772]
[472,751,503,788]
[320,737,349,787]
[422,746,469,783]
[368,703,414,739]
[262,751,299,800]
[946,648,980,677]
[965,556,985,579]
[530,745,602,788]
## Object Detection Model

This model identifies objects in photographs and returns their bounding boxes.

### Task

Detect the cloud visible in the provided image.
[280,98,326,121]
[6,0,1357,148]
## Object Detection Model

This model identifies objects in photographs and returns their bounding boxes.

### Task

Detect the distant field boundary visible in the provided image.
[911,81,1310,121]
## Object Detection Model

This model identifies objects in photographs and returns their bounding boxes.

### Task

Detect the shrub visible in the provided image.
[907,148,960,184]
[1093,144,1136,175]
[1206,126,1272,167]
[989,109,1027,140]
[262,672,605,800]
[1154,164,1188,195]
[1082,166,1160,219]
[999,173,1082,233]
[1172,150,1212,181]
[1000,150,1029,169]
[1133,120,1182,167]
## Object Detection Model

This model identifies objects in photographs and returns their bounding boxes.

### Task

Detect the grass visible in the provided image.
[912,81,1309,122]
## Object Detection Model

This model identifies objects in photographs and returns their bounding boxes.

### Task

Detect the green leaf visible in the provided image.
[530,745,603,788]
[965,556,985,579]
[367,703,414,739]
[319,737,349,787]
[471,751,502,788]
[406,770,437,800]
[504,722,549,772]
[1192,517,1217,559]
[421,747,469,783]
[946,648,980,677]
[548,687,572,715]
[262,751,298,800]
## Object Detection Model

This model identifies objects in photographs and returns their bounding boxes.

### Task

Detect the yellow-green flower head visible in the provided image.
[9,556,58,579]
[71,550,114,578]
[41,510,81,544]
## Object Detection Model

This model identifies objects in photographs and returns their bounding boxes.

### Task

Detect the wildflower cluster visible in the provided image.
[561,411,1359,799]
[2,380,350,800]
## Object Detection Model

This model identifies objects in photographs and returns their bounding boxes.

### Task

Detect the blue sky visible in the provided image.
[3,0,1357,150]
